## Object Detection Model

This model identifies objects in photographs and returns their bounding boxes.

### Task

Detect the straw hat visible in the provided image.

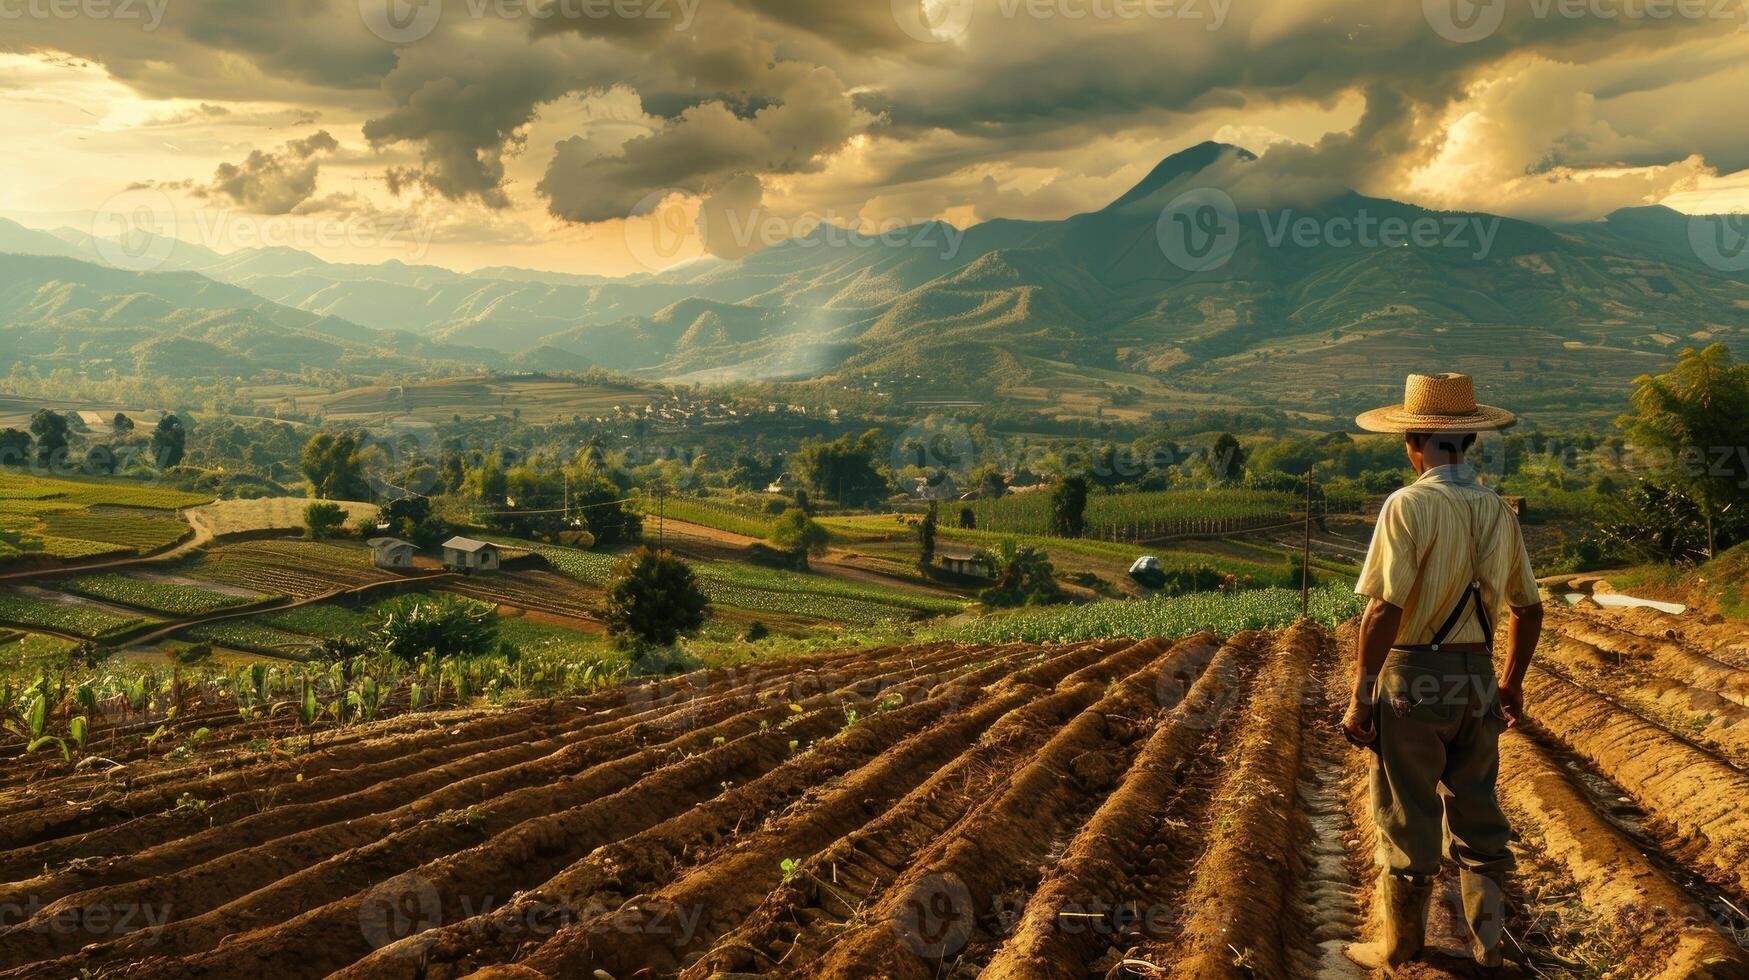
[1356,373,1517,433]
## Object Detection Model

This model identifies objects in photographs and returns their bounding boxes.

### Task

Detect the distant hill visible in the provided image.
[0,252,504,377]
[5,145,1746,420]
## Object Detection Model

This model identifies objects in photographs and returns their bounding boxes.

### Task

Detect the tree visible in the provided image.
[959,505,976,530]
[29,409,69,467]
[112,413,135,434]
[918,502,938,568]
[979,540,1064,607]
[152,414,187,468]
[1049,476,1089,538]
[602,548,711,649]
[794,429,888,506]
[83,444,117,476]
[1210,432,1247,484]
[576,476,642,547]
[770,508,829,570]
[368,595,499,663]
[304,501,348,540]
[301,431,371,500]
[0,428,28,466]
[1618,345,1749,558]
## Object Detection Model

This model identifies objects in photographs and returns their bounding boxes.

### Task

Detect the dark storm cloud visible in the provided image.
[8,0,1748,225]
[196,130,339,214]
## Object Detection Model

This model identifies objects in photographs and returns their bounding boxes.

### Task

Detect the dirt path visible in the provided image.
[656,517,963,599]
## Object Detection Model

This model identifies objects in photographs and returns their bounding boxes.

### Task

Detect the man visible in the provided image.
[1340,373,1544,973]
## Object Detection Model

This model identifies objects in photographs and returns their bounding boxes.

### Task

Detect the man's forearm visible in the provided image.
[1502,602,1543,688]
[1353,598,1404,703]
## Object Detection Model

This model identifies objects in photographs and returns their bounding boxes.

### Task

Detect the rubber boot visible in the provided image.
[1461,867,1507,968]
[1344,871,1433,973]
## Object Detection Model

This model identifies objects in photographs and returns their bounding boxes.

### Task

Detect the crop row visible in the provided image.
[0,592,157,639]
[964,488,1300,539]
[933,585,1367,644]
[0,473,211,510]
[643,497,778,539]
[55,574,267,616]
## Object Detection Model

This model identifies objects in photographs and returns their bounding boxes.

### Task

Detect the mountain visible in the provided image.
[5,145,1745,420]
[0,253,506,377]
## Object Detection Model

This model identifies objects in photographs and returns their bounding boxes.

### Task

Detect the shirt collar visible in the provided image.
[1418,462,1478,486]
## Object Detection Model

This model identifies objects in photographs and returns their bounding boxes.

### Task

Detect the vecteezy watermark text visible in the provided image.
[1423,0,1748,44]
[360,0,699,43]
[892,0,1230,43]
[0,0,167,29]
[1155,188,1504,271]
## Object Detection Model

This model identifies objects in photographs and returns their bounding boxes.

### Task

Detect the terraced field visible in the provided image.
[1,602,1746,978]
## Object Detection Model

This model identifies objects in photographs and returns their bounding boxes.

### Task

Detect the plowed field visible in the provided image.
[2,603,1747,978]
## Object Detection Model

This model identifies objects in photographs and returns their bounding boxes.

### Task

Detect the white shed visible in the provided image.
[368,537,418,570]
[442,536,501,572]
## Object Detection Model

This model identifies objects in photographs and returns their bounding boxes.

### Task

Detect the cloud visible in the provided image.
[196,130,340,214]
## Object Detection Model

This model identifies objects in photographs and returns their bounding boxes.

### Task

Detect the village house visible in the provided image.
[367,537,418,570]
[936,546,992,580]
[441,536,501,573]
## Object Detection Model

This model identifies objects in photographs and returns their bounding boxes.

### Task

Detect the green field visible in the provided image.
[963,488,1299,540]
[0,473,208,564]
[932,586,1367,644]
[56,573,268,616]
[0,591,158,639]
[262,374,658,424]
[644,497,779,539]
[507,538,965,626]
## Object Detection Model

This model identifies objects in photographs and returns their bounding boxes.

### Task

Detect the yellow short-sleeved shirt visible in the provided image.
[1355,463,1540,645]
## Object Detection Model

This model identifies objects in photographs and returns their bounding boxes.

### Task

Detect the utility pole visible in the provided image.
[1301,468,1313,620]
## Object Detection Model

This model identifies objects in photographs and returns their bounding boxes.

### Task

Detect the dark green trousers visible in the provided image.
[1370,648,1515,878]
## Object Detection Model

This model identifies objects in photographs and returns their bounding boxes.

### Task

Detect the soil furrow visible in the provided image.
[979,633,1260,978]
[1124,622,1324,978]
[799,634,1223,979]
[515,638,1165,978]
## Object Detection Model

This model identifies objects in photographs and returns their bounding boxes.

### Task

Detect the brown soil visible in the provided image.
[4,609,1749,979]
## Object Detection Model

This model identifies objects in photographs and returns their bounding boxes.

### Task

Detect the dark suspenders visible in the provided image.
[1426,579,1492,651]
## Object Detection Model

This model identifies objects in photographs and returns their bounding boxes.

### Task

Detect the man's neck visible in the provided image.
[1414,453,1466,476]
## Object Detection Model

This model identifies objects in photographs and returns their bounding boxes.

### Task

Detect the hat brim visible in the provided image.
[1355,404,1517,433]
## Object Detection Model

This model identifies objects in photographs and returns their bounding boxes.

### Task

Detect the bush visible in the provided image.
[174,642,214,666]
[603,548,711,649]
[304,501,348,540]
[368,595,499,662]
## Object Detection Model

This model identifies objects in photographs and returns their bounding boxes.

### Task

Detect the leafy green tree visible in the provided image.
[959,505,976,530]
[369,595,499,663]
[301,431,372,500]
[1210,432,1247,484]
[112,413,135,434]
[603,548,711,649]
[82,445,117,476]
[304,501,348,540]
[979,540,1064,607]
[1049,476,1089,538]
[0,428,28,466]
[770,508,829,570]
[1619,345,1749,558]
[152,414,187,467]
[794,429,888,506]
[29,409,69,466]
[576,476,643,547]
[918,502,938,568]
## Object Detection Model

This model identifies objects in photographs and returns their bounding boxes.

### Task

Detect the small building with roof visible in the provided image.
[367,537,418,570]
[441,536,501,572]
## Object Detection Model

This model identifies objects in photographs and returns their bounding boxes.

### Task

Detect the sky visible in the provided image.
[2,0,1747,275]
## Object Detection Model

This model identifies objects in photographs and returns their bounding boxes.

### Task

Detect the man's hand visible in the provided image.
[1342,695,1377,747]
[1497,680,1525,728]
